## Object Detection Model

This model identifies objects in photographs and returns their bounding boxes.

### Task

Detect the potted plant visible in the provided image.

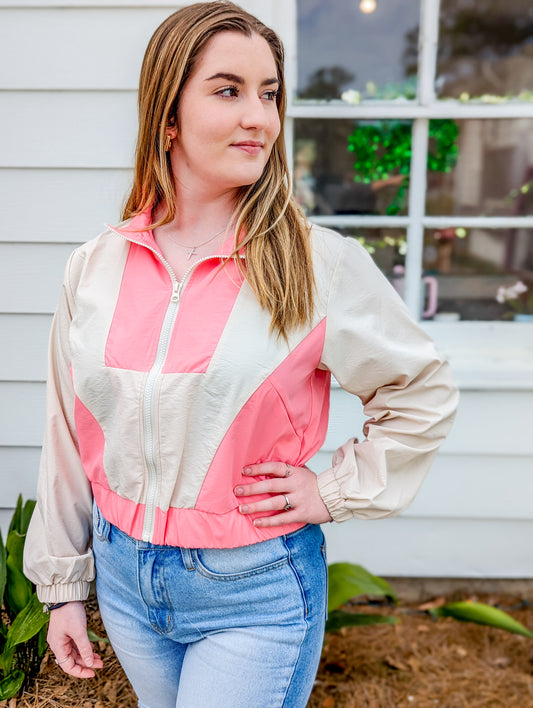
[495,280,533,322]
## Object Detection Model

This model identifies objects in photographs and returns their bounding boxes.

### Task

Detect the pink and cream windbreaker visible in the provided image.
[24,210,458,603]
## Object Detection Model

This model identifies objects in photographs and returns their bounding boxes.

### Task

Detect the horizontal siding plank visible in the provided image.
[0,447,41,503]
[323,517,533,577]
[309,449,533,521]
[0,2,185,6]
[326,387,533,456]
[0,243,74,314]
[0,1,274,10]
[0,92,138,168]
[0,382,45,446]
[406,454,533,520]
[1,169,131,243]
[0,2,280,90]
[0,8,173,90]
[0,314,52,381]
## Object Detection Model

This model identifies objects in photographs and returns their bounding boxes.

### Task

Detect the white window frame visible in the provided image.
[282,0,533,388]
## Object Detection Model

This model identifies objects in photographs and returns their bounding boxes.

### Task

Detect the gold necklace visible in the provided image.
[167,225,227,261]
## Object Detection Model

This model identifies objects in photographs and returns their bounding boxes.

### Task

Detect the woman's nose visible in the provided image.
[240,97,268,130]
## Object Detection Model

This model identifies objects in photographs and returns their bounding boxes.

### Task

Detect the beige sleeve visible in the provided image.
[23,251,94,603]
[317,237,459,522]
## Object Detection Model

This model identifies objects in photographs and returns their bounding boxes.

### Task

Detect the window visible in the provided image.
[289,0,533,323]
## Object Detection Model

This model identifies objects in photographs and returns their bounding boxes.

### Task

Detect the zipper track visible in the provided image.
[108,226,240,541]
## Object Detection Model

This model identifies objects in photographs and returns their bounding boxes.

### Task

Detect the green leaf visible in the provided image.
[328,563,397,614]
[0,530,6,609]
[6,528,25,573]
[5,560,32,615]
[37,623,49,658]
[430,601,533,639]
[0,669,25,700]
[326,609,398,633]
[4,593,49,653]
[20,500,36,536]
[0,646,15,675]
[8,495,23,536]
[87,629,109,643]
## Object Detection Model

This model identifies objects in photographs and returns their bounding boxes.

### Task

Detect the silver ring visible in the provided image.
[285,464,291,477]
[54,655,70,665]
[283,494,292,511]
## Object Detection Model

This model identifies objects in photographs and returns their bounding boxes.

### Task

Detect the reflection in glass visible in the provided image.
[423,228,533,320]
[338,228,406,275]
[427,119,533,217]
[294,119,412,216]
[437,0,533,100]
[297,0,420,101]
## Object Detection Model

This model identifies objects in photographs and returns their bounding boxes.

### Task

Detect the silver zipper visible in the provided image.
[107,225,240,541]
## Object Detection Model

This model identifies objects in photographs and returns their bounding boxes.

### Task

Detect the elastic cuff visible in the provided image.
[36,580,91,604]
[317,467,355,523]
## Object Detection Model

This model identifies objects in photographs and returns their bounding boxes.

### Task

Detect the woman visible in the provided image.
[24,2,458,706]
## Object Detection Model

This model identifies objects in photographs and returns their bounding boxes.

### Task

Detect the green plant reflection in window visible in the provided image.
[347,120,460,214]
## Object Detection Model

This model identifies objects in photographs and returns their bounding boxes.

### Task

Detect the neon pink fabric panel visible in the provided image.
[153,504,305,548]
[163,259,244,374]
[194,319,330,527]
[105,243,172,371]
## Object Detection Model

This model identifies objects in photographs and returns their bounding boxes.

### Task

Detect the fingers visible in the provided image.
[234,476,290,498]
[236,461,333,527]
[48,601,103,678]
[237,492,291,515]
[242,461,292,478]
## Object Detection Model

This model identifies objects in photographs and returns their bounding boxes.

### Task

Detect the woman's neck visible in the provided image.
[165,182,238,240]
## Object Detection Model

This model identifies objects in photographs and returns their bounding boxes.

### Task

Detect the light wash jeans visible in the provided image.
[92,504,328,708]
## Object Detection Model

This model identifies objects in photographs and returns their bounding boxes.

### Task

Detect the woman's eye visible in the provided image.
[217,86,238,98]
[263,90,279,102]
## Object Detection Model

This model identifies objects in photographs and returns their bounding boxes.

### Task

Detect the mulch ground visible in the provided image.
[4,593,533,708]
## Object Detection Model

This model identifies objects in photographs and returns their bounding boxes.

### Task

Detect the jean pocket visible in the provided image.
[92,502,111,543]
[320,534,329,622]
[193,538,289,581]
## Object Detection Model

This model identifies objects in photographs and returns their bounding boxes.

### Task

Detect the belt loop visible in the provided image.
[180,547,195,571]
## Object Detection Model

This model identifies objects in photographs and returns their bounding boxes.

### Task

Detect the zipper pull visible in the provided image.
[171,282,181,303]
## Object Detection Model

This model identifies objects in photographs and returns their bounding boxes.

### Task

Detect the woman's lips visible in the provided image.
[231,142,263,155]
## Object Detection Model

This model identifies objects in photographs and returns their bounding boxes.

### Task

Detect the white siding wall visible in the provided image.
[1,1,532,578]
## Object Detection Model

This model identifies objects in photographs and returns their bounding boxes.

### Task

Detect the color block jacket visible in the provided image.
[24,210,458,603]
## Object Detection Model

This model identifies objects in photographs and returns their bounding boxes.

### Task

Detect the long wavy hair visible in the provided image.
[122,1,314,339]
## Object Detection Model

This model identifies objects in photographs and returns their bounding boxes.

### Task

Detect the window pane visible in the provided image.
[294,119,411,216]
[336,228,406,274]
[426,119,533,217]
[437,0,533,100]
[297,0,420,101]
[423,227,533,320]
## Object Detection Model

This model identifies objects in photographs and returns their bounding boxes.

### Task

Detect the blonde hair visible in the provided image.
[123,1,314,339]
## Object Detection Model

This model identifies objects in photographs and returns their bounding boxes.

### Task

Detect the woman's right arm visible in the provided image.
[23,251,100,675]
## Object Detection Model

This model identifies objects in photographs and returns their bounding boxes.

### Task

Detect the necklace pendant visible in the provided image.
[186,247,196,260]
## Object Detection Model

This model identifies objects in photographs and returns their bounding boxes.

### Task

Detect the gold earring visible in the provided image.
[164,135,172,151]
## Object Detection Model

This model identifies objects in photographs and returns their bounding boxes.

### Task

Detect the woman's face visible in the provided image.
[167,31,281,199]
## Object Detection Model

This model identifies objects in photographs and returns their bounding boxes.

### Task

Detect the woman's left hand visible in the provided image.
[234,462,333,527]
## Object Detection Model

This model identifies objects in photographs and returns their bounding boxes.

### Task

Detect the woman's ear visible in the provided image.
[166,114,178,141]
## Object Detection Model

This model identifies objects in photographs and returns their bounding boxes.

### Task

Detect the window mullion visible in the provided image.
[417,0,441,105]
[404,0,440,318]
[405,118,429,318]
